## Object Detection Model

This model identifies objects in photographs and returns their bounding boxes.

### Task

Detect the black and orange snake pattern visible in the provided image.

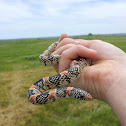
[27,41,92,104]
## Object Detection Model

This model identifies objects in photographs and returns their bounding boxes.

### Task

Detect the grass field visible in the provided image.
[0,35,126,126]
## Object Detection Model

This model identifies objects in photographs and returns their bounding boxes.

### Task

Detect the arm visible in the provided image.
[52,33,126,125]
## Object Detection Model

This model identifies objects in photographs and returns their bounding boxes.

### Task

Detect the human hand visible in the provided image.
[52,33,126,125]
[52,33,126,101]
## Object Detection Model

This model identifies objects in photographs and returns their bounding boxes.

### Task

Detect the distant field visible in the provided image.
[0,35,126,126]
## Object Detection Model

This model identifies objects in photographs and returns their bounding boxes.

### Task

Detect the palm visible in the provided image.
[69,40,126,101]
[53,34,126,101]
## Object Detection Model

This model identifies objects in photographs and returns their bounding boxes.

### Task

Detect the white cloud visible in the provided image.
[0,0,33,22]
[66,1,126,20]
[1,0,125,22]
[0,0,126,39]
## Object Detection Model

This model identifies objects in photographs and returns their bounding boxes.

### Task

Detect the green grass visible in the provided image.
[0,35,126,126]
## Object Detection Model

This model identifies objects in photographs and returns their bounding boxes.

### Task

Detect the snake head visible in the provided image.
[85,93,93,100]
[79,91,93,100]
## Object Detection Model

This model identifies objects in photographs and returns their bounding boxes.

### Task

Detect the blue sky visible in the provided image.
[0,0,126,39]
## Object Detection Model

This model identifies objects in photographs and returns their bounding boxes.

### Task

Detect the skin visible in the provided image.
[52,33,126,126]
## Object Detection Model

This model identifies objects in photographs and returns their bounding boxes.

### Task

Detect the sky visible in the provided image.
[0,0,126,40]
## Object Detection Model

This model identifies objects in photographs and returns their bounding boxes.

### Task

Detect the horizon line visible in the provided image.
[0,33,126,41]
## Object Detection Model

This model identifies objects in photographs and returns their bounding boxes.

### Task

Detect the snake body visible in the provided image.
[27,42,92,104]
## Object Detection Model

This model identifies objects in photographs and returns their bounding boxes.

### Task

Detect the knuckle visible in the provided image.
[92,40,102,43]
[76,45,83,50]
[61,38,73,45]
[62,50,68,57]
[68,44,76,49]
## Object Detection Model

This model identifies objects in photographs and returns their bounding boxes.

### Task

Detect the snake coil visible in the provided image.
[27,41,92,104]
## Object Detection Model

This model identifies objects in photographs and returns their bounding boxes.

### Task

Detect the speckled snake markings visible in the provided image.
[27,41,93,104]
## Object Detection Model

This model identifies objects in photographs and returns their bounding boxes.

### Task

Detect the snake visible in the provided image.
[27,41,93,104]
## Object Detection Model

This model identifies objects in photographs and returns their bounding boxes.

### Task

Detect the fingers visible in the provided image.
[56,38,92,51]
[53,35,97,73]
[58,45,97,72]
[58,33,68,42]
[52,44,74,55]
[56,38,74,50]
[52,33,68,73]
[53,38,90,55]
[52,37,97,72]
[52,38,96,56]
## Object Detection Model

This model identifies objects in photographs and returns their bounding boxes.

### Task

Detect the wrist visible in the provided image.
[105,66,126,125]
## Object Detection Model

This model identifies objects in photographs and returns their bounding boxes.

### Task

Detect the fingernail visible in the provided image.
[74,40,81,45]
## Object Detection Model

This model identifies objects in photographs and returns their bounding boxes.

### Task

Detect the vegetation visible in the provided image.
[0,35,126,126]
[88,33,93,36]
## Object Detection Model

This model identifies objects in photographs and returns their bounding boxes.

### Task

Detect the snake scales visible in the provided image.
[27,41,92,104]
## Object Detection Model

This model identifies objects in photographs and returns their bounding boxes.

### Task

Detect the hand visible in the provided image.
[52,33,126,125]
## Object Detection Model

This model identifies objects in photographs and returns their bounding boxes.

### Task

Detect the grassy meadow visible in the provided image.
[0,35,126,126]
